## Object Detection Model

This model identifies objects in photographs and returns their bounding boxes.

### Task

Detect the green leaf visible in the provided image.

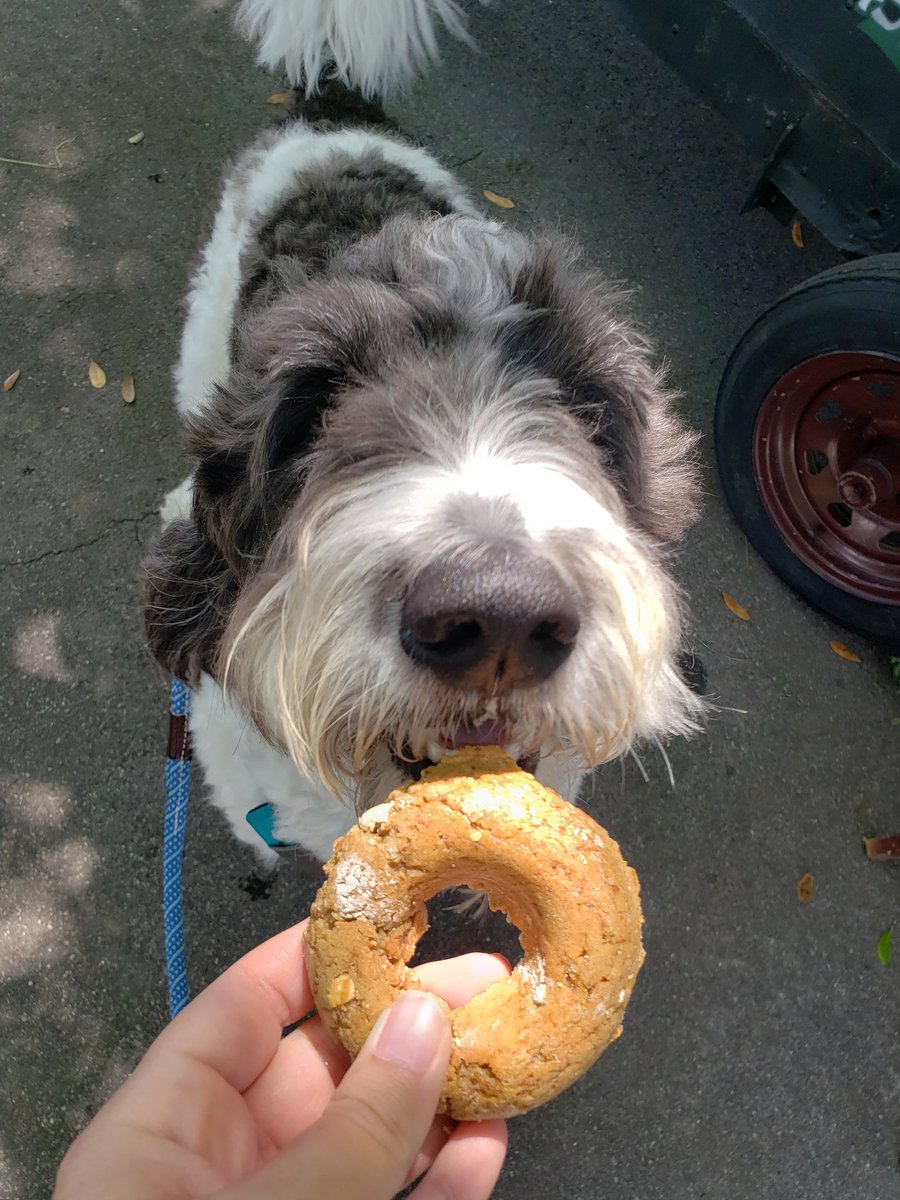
[890,657,900,688]
[877,925,893,966]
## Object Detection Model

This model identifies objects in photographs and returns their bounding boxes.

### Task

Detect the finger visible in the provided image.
[242,1017,350,1153]
[152,919,313,1092]
[404,1113,456,1186]
[219,991,451,1200]
[247,1028,457,1180]
[242,951,510,1150]
[246,1021,457,1177]
[414,952,510,1009]
[409,1119,508,1200]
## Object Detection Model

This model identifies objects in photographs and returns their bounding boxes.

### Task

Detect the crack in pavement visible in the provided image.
[0,509,159,568]
[448,150,485,169]
[672,352,730,385]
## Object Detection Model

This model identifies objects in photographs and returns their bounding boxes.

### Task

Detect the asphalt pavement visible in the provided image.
[2,1,897,1197]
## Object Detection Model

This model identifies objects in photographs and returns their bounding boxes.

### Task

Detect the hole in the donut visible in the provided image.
[410,887,524,975]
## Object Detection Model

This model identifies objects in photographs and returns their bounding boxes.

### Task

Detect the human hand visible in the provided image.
[53,919,509,1199]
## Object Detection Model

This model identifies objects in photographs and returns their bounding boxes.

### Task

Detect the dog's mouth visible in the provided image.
[393,719,540,781]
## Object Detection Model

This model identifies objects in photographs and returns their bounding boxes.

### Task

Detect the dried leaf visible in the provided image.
[865,834,900,860]
[88,360,107,389]
[127,131,145,145]
[796,872,814,904]
[3,368,21,392]
[791,218,804,248]
[120,375,136,404]
[266,92,289,105]
[830,640,861,663]
[483,189,516,209]
[722,591,750,621]
[877,925,893,966]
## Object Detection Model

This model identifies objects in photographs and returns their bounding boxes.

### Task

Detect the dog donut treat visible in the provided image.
[304,747,644,1120]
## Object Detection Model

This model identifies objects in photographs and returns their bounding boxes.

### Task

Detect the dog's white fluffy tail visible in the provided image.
[235,0,476,97]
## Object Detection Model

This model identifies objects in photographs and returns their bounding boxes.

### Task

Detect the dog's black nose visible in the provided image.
[400,549,580,690]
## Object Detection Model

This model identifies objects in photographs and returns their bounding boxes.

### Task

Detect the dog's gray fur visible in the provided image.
[144,103,702,820]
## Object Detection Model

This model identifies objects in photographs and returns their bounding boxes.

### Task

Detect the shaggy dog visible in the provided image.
[143,0,703,866]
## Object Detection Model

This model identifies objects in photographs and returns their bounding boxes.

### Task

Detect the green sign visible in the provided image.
[857,0,900,70]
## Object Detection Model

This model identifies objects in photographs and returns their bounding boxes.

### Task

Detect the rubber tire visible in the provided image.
[715,254,900,648]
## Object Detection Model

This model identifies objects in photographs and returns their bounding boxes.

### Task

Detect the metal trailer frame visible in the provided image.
[607,0,900,256]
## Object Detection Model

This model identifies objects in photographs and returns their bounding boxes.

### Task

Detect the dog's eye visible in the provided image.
[502,316,644,504]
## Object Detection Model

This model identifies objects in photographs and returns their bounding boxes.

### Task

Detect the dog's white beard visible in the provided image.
[222,450,703,806]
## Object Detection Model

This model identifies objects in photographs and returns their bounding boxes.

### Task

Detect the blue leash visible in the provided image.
[163,678,192,1019]
[161,678,297,1020]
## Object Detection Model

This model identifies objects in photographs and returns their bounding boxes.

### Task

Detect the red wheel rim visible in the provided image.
[753,351,900,603]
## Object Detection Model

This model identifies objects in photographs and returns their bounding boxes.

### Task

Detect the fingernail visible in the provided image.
[371,991,447,1072]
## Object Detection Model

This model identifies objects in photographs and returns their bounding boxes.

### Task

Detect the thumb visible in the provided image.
[222,991,451,1200]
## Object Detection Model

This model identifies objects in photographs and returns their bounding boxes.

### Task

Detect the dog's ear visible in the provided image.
[187,367,342,502]
[259,364,348,471]
[504,241,700,542]
[186,365,349,558]
[143,365,350,684]
[142,519,237,684]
